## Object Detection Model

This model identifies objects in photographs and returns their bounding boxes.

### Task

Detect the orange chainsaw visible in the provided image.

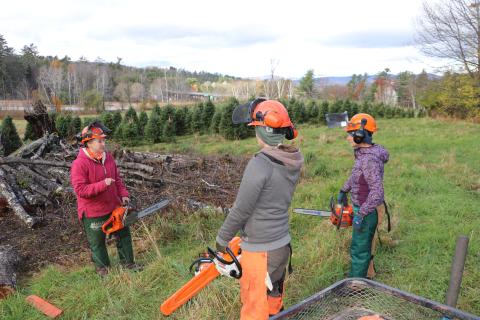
[102,199,171,235]
[293,196,353,230]
[160,237,243,316]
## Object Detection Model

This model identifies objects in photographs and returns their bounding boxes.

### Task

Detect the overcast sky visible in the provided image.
[1,0,442,78]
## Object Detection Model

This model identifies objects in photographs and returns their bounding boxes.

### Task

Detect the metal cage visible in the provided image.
[271,278,479,320]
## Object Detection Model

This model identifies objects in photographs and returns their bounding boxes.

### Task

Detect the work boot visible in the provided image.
[123,262,144,272]
[96,267,109,277]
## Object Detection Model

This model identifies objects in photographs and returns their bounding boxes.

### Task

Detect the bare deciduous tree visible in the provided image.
[416,0,480,84]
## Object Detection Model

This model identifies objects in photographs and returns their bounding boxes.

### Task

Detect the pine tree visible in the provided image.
[100,112,116,133]
[118,120,139,145]
[351,102,359,115]
[202,99,216,131]
[184,108,193,135]
[70,116,82,138]
[56,114,72,138]
[162,118,176,143]
[151,104,162,117]
[125,106,139,123]
[173,108,187,136]
[112,112,122,138]
[138,111,148,135]
[329,100,343,114]
[219,98,252,140]
[191,103,204,134]
[0,116,22,156]
[24,122,39,141]
[145,112,163,143]
[318,101,329,124]
[210,109,222,134]
[343,100,353,117]
[306,100,319,123]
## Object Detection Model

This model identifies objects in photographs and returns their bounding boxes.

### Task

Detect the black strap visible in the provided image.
[259,152,285,166]
[287,243,293,274]
[384,200,391,232]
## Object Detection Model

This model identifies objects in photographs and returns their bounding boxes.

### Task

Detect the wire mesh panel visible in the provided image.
[271,279,480,320]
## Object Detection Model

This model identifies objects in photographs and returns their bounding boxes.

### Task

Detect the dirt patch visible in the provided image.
[0,150,248,278]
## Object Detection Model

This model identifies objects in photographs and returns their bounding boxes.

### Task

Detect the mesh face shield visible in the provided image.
[231,98,266,124]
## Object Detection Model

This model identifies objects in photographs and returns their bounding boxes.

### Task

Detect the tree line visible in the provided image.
[0,98,423,157]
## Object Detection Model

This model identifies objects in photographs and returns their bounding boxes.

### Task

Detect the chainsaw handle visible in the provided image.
[101,206,127,235]
[101,215,117,235]
[189,258,214,274]
[225,247,242,279]
[207,246,242,279]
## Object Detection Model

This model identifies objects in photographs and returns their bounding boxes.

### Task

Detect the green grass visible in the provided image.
[1,118,479,319]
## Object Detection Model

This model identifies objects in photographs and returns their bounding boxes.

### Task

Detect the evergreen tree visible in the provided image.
[184,108,193,135]
[112,112,122,138]
[145,112,163,143]
[56,114,72,138]
[191,102,204,134]
[173,108,187,136]
[202,99,216,130]
[124,106,139,124]
[318,101,329,125]
[298,69,315,98]
[70,116,82,138]
[100,112,116,133]
[138,111,148,135]
[24,121,39,141]
[219,98,252,140]
[210,109,222,134]
[0,116,22,156]
[162,118,176,143]
[306,100,319,123]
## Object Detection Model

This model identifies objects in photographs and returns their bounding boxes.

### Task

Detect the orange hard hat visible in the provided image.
[80,124,107,144]
[248,100,293,128]
[345,113,377,133]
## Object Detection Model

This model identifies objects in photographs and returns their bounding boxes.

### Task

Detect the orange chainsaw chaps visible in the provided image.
[101,206,126,235]
[160,237,242,316]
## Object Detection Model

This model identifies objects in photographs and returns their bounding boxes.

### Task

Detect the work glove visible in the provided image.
[337,191,348,206]
[216,241,227,254]
[352,214,363,231]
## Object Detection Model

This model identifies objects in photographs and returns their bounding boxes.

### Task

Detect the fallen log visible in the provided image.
[0,158,154,174]
[117,161,154,173]
[2,166,30,209]
[0,158,71,168]
[17,165,63,194]
[0,245,19,299]
[22,189,48,207]
[0,168,40,227]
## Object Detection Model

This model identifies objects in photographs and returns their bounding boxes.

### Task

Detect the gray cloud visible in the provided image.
[322,30,413,48]
[90,24,278,48]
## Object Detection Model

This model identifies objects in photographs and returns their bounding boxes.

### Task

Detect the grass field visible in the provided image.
[1,117,479,319]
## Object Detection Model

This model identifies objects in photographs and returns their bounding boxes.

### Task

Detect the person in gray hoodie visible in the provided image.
[216,99,303,319]
[338,113,389,278]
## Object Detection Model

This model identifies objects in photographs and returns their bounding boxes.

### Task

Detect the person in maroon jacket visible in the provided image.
[70,121,142,276]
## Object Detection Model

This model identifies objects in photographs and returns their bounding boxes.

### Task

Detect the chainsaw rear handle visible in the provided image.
[207,246,242,279]
[102,206,128,235]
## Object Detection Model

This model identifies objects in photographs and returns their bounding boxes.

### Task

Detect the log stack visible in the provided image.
[0,245,19,299]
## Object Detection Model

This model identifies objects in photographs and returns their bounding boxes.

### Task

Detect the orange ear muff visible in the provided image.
[263,111,283,128]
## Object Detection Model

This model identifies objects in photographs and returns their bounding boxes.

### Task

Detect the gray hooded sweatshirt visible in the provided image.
[216,145,304,252]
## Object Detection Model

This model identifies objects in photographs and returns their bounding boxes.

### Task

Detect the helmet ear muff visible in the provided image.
[284,126,297,140]
[353,118,367,144]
